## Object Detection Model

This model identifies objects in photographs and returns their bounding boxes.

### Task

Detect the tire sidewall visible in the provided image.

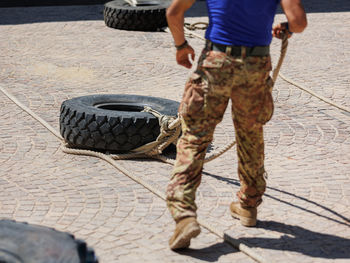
[60,94,179,152]
[64,94,178,120]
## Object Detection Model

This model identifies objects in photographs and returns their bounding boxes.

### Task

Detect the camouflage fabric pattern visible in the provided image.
[166,47,274,222]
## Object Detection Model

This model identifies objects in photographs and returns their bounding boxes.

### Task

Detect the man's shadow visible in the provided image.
[236,220,350,259]
[175,221,350,262]
[174,171,350,261]
[202,171,350,227]
[176,242,238,262]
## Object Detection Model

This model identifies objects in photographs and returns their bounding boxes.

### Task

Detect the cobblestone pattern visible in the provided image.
[0,2,350,263]
[0,91,251,262]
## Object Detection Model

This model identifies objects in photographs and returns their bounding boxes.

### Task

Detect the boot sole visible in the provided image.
[230,211,257,227]
[169,222,201,250]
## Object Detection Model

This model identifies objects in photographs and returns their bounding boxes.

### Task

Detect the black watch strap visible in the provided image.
[285,22,294,35]
[175,40,188,50]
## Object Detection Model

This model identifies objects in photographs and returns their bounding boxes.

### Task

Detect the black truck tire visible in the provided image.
[0,220,97,263]
[103,0,169,31]
[59,94,179,152]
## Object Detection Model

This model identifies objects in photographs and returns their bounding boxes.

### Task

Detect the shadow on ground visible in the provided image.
[203,171,350,227]
[231,220,350,259]
[174,220,350,261]
[176,242,239,262]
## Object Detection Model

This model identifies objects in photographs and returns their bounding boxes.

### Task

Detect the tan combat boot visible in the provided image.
[169,217,201,250]
[230,202,257,227]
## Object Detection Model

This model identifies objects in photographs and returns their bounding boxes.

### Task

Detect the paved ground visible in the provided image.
[0,1,349,262]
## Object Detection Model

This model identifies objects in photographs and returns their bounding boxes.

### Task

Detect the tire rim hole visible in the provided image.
[124,0,160,6]
[94,103,145,112]
[136,2,159,6]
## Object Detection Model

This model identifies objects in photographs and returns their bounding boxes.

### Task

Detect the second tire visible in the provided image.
[103,0,170,31]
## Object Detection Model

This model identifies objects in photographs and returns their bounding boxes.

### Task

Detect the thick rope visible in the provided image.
[103,106,235,162]
[279,73,350,113]
[183,26,206,41]
[184,22,209,31]
[273,36,349,113]
[106,106,182,160]
[272,34,288,83]
[0,84,266,263]
[0,87,63,141]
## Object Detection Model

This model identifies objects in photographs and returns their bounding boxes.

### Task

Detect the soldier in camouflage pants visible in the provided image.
[166,46,274,222]
[166,0,306,250]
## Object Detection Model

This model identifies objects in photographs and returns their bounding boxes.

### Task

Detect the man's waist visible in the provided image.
[206,40,270,57]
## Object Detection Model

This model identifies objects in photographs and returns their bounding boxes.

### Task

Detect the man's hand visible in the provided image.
[176,45,195,69]
[272,22,293,39]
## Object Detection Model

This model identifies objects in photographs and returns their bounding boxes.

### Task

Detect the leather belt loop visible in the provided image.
[241,46,247,59]
[225,46,232,56]
[207,40,212,50]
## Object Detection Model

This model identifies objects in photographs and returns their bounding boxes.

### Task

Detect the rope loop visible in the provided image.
[184,22,208,31]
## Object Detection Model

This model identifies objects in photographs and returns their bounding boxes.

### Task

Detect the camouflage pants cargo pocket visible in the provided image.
[180,72,207,122]
[256,76,274,125]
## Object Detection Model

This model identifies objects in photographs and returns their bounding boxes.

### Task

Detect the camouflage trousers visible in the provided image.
[166,46,274,222]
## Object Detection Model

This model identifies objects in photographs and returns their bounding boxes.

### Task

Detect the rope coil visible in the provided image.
[184,22,209,31]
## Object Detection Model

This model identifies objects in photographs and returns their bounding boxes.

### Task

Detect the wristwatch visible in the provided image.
[175,40,188,50]
[285,22,294,35]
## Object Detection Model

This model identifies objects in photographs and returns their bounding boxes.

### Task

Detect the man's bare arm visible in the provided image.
[273,0,307,38]
[281,0,307,32]
[167,0,196,68]
[166,0,195,45]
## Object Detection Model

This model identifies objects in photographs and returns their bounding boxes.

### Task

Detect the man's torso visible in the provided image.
[205,0,280,46]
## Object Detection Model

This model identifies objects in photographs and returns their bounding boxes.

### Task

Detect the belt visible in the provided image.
[206,40,270,57]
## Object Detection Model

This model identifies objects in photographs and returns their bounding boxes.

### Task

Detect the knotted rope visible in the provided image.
[91,105,235,164]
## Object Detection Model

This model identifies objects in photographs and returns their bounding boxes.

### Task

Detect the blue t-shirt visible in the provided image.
[205,0,280,46]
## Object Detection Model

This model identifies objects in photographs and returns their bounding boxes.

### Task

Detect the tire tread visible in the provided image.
[103,1,168,31]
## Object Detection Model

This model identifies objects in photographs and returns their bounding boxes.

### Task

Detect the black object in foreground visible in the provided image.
[0,220,97,263]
